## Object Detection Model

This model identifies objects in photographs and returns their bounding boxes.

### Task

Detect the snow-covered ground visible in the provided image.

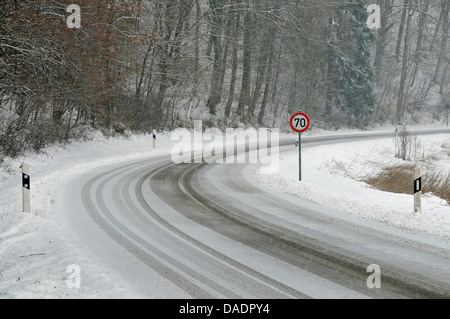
[0,127,284,298]
[256,132,450,241]
[0,132,177,298]
[0,125,448,298]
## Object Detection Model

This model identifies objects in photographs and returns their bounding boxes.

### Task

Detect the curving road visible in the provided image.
[65,129,450,298]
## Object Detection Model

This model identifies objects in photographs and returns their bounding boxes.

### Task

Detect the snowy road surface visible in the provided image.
[60,128,450,298]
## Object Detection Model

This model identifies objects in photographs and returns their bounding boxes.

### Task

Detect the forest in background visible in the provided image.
[0,0,449,160]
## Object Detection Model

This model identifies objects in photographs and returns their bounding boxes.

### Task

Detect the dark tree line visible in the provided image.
[1,0,448,160]
[0,0,147,158]
[132,0,378,130]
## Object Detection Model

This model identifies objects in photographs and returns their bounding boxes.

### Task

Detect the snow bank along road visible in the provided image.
[64,129,450,299]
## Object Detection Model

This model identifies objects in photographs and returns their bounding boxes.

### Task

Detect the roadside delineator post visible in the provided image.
[22,162,30,213]
[153,129,157,149]
[414,167,422,214]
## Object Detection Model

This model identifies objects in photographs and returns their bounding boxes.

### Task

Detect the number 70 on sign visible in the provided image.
[290,113,310,133]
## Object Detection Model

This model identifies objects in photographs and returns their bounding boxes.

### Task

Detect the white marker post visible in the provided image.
[22,162,30,213]
[414,167,422,214]
[152,129,157,149]
[290,112,311,181]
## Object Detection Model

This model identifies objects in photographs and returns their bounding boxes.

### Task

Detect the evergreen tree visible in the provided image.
[327,0,376,126]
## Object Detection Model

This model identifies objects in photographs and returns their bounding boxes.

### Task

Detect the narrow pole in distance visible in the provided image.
[153,129,156,149]
[22,162,30,213]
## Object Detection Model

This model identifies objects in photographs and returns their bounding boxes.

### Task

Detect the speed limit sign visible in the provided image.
[290,112,310,133]
[290,112,310,181]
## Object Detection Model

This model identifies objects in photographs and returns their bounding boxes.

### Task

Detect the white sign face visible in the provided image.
[290,113,310,133]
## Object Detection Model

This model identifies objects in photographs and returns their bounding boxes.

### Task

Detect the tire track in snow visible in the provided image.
[81,160,216,298]
[81,159,305,298]
[78,128,450,298]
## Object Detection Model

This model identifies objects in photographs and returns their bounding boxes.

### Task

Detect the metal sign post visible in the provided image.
[290,112,310,181]
[298,132,302,181]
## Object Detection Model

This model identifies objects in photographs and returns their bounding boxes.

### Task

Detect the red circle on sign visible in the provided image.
[290,113,310,133]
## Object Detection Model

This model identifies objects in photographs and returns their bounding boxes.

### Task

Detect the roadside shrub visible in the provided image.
[394,126,420,161]
[364,164,450,204]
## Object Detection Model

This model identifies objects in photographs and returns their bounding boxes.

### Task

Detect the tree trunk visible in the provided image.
[247,31,269,122]
[432,0,449,83]
[270,44,282,126]
[430,0,447,52]
[415,0,430,63]
[396,1,413,123]
[258,36,275,126]
[374,0,393,84]
[205,0,225,115]
[225,9,240,118]
[192,0,201,99]
[395,0,410,61]
[237,9,253,121]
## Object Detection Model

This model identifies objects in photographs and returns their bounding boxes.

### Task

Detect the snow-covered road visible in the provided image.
[1,128,449,298]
